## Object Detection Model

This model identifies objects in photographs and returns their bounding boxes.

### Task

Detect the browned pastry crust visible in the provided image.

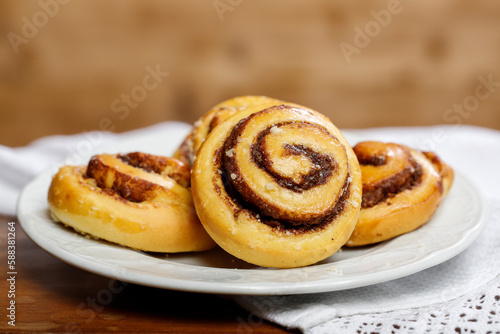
[48,152,216,252]
[173,96,285,166]
[346,141,454,247]
[191,102,362,268]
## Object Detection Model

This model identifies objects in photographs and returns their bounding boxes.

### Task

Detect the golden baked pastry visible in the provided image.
[421,151,454,197]
[48,152,216,252]
[346,141,454,247]
[191,103,362,268]
[173,95,284,166]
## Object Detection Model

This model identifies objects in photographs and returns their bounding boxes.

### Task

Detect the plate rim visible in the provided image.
[17,167,487,295]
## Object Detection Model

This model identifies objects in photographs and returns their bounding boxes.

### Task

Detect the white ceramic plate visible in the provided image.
[17,127,487,295]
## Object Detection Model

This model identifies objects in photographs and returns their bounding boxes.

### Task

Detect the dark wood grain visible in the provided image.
[0,215,296,333]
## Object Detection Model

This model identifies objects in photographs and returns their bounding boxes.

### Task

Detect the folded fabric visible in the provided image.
[233,125,500,334]
[0,121,190,216]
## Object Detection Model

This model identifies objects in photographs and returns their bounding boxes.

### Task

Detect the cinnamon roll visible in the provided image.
[191,104,362,268]
[346,141,454,247]
[48,152,216,252]
[173,95,285,166]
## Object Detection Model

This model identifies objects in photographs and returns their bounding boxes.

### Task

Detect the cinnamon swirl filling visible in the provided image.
[191,99,363,268]
[173,95,286,166]
[353,142,423,208]
[212,105,354,232]
[86,152,190,203]
[48,152,216,253]
[346,141,453,247]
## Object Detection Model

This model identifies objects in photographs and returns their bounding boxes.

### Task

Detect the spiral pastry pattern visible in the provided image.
[174,95,285,166]
[346,141,454,247]
[48,152,216,252]
[191,104,362,268]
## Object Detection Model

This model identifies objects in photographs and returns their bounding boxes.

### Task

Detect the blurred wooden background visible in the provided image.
[1,0,499,147]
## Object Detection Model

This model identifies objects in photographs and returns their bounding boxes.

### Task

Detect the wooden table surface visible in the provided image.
[0,215,295,333]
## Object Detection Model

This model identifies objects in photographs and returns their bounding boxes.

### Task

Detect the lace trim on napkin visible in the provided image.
[312,274,500,334]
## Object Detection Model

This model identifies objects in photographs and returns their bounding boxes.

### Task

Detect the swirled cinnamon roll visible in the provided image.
[48,152,216,252]
[173,95,285,166]
[191,104,362,268]
[346,141,454,247]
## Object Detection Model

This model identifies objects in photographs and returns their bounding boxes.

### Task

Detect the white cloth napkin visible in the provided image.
[0,121,190,216]
[233,125,500,334]
[1,123,499,333]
